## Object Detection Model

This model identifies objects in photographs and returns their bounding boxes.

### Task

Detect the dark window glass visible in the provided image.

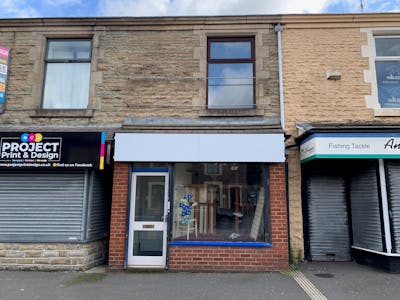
[375,61,400,108]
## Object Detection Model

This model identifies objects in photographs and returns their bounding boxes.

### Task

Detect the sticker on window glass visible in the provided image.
[376,61,400,108]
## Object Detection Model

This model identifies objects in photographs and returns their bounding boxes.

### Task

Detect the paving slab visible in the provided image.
[299,261,400,300]
[0,269,308,300]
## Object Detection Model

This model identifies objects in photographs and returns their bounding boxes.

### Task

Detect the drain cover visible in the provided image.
[314,273,334,278]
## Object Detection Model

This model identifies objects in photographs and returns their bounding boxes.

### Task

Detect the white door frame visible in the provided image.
[127,172,169,268]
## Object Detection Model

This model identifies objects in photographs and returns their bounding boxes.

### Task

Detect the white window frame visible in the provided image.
[42,39,92,110]
[374,35,400,109]
[362,28,400,116]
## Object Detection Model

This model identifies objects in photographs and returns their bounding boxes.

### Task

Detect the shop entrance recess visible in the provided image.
[127,172,169,267]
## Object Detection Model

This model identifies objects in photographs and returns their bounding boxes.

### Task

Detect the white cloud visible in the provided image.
[0,0,38,18]
[45,0,83,6]
[98,0,329,17]
[99,0,170,16]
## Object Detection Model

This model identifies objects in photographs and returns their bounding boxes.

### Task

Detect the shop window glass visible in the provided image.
[173,163,266,242]
[375,37,400,108]
[42,39,91,109]
[207,37,255,109]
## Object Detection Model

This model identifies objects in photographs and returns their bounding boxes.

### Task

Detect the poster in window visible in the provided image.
[376,61,400,108]
[0,46,9,114]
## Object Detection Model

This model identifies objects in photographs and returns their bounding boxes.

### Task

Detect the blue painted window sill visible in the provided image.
[169,241,272,247]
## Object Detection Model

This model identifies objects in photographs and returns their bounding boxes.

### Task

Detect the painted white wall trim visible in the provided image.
[379,159,393,253]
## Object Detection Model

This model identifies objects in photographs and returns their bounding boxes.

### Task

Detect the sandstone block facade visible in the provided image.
[0,240,108,271]
[0,17,281,127]
[281,14,400,259]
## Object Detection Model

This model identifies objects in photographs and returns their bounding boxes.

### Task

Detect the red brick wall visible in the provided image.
[109,162,288,271]
[168,163,288,271]
[108,162,130,271]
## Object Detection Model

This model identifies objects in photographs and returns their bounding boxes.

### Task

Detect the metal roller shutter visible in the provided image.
[86,171,109,241]
[386,160,400,253]
[306,175,351,261]
[350,162,383,252]
[0,170,86,242]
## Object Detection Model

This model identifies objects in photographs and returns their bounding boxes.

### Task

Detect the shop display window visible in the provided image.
[173,163,265,242]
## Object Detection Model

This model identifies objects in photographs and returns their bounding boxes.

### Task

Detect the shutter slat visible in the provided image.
[307,176,351,261]
[0,170,85,242]
[386,161,400,253]
[350,163,383,252]
[86,171,109,240]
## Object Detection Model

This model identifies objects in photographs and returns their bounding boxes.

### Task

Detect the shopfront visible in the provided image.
[0,131,110,271]
[299,128,400,272]
[109,133,288,271]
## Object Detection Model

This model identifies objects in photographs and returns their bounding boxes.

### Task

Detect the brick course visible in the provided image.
[109,163,288,271]
[108,162,130,271]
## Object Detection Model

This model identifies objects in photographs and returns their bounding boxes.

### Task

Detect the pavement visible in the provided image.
[0,261,399,300]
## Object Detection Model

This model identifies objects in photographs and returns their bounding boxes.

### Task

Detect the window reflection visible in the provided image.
[207,38,255,109]
[173,163,265,242]
[376,38,400,57]
[208,63,253,108]
[210,42,251,59]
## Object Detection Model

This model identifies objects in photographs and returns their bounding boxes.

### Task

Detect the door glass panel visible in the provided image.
[133,231,163,256]
[135,176,165,221]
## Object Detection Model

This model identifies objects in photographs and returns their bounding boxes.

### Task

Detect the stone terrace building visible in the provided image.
[282,13,400,272]
[0,16,288,271]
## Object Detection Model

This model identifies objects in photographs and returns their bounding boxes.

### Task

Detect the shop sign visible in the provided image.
[301,133,400,162]
[114,133,285,163]
[0,46,10,114]
[0,132,105,169]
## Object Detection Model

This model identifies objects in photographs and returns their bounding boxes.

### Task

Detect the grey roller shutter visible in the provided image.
[386,160,400,253]
[86,171,109,241]
[306,175,351,261]
[0,170,86,242]
[350,163,383,252]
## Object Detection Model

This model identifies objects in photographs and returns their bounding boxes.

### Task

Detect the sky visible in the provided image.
[0,0,399,18]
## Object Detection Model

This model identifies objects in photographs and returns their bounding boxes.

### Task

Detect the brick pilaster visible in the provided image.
[108,162,130,271]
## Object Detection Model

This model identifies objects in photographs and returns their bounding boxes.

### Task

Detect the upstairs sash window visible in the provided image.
[42,39,91,109]
[207,37,255,109]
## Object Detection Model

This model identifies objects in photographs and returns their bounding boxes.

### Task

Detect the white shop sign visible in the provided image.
[300,133,400,162]
[114,133,285,163]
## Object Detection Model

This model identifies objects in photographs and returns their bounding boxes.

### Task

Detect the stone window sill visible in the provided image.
[31,109,93,118]
[198,108,264,117]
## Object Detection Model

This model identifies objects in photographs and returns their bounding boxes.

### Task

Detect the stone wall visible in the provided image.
[0,17,281,127]
[0,239,108,271]
[281,14,400,260]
